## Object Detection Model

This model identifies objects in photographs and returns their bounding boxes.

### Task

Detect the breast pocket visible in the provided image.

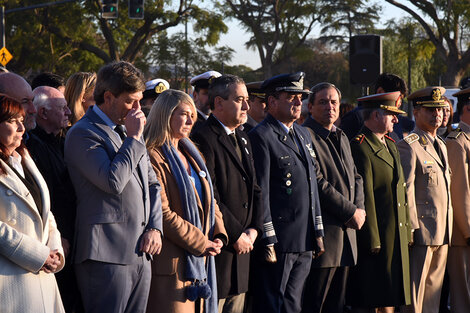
[423,165,438,186]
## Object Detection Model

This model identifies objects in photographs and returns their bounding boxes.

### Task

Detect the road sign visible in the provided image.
[0,47,12,66]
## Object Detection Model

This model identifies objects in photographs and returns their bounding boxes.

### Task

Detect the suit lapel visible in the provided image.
[267,115,304,160]
[364,129,394,168]
[208,115,249,177]
[88,107,145,189]
[0,158,43,222]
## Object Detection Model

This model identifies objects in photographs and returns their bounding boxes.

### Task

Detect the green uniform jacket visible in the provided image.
[347,126,411,307]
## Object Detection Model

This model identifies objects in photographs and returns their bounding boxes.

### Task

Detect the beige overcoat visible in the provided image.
[146,147,227,313]
[0,153,65,313]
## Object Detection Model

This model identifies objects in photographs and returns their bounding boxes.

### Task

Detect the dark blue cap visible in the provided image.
[261,72,310,94]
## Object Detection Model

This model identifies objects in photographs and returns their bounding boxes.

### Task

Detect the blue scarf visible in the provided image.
[162,138,218,313]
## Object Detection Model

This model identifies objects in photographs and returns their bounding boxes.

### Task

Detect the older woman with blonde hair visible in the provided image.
[64,72,96,125]
[144,89,227,313]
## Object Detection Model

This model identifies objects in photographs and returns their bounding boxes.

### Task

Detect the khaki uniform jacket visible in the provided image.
[446,122,470,246]
[397,128,453,246]
[146,147,227,313]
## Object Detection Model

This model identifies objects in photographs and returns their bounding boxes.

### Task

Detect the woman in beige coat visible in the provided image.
[144,89,227,313]
[0,95,65,313]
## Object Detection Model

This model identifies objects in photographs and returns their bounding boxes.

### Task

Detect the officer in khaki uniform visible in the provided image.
[445,86,470,313]
[397,87,453,313]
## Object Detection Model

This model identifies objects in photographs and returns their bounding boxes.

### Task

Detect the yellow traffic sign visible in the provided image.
[0,47,13,67]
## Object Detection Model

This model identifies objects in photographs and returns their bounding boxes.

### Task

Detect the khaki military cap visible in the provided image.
[408,86,447,107]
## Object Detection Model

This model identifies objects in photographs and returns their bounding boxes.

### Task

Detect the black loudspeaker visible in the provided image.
[349,35,382,85]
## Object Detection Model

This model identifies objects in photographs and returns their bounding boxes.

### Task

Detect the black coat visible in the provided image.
[192,114,263,298]
[243,115,258,134]
[303,116,364,267]
[248,114,324,253]
[26,127,77,242]
[191,111,208,136]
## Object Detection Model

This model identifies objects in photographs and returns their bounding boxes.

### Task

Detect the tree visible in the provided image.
[317,0,380,51]
[3,0,227,77]
[222,0,319,78]
[384,0,470,86]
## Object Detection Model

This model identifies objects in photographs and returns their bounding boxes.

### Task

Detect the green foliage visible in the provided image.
[2,0,227,80]
[318,0,381,51]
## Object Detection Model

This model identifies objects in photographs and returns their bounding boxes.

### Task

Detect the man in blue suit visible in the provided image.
[248,72,324,313]
[65,61,163,313]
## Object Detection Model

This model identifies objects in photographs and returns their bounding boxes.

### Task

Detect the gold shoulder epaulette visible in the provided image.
[447,128,462,139]
[404,133,419,145]
[353,134,365,144]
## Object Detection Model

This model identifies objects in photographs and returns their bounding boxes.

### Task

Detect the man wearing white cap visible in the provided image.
[190,70,221,134]
[141,78,170,116]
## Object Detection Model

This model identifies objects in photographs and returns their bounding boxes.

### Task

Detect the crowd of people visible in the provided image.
[0,61,469,313]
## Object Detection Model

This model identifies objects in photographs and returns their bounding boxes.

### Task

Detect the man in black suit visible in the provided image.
[190,70,221,134]
[192,75,263,313]
[243,81,267,133]
[301,82,366,313]
[248,72,325,313]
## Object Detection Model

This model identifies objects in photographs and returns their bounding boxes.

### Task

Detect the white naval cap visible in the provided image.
[190,70,222,88]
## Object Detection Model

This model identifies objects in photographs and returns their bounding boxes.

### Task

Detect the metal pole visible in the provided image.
[1,6,4,48]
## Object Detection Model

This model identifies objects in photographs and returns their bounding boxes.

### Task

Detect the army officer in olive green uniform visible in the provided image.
[348,91,412,313]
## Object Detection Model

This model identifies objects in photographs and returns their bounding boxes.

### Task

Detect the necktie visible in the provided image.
[289,128,300,153]
[115,125,127,141]
[229,133,242,161]
[433,139,445,164]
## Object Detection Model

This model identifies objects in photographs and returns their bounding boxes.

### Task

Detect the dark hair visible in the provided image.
[308,82,342,104]
[94,61,145,105]
[0,95,25,174]
[31,72,65,90]
[456,95,470,118]
[208,74,245,110]
[374,73,408,96]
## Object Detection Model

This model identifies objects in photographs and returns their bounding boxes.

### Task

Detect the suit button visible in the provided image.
[398,203,400,207]
[425,201,429,205]
[243,203,248,209]
[399,223,403,227]
[6,190,13,196]
[9,218,16,225]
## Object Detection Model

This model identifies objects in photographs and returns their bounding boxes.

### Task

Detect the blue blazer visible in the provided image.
[64,107,162,265]
[249,114,323,253]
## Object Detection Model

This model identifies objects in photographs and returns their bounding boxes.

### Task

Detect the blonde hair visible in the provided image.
[64,72,97,125]
[144,89,196,150]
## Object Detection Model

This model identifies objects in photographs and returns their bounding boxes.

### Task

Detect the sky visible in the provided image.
[171,1,412,70]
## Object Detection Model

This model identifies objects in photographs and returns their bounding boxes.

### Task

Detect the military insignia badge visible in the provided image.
[432,88,441,101]
[306,144,316,158]
[155,82,168,94]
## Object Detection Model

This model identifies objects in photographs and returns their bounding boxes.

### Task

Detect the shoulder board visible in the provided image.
[447,128,462,139]
[403,133,419,145]
[384,134,395,142]
[353,134,365,144]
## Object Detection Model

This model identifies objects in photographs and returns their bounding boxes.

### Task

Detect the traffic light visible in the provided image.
[129,0,144,19]
[101,0,118,19]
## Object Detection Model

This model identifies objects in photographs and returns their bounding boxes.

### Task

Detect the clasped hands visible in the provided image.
[41,249,61,273]
[345,208,366,230]
[233,228,258,255]
[140,229,163,255]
